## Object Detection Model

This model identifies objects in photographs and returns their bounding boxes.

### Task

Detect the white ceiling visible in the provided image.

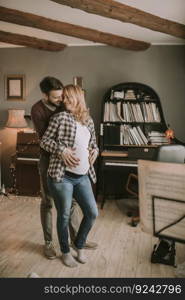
[0,0,185,49]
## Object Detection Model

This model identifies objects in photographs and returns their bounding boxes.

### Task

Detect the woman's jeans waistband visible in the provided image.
[65,171,85,178]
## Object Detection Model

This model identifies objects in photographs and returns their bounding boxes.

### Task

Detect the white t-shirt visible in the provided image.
[66,121,90,175]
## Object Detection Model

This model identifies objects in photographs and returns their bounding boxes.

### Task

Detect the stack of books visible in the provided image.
[113,90,124,99]
[124,89,136,100]
[148,131,169,145]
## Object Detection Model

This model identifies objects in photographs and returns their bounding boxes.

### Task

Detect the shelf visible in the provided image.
[103,122,162,125]
[110,98,157,102]
[104,144,158,148]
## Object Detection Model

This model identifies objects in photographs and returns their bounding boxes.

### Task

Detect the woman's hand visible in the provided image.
[59,147,80,167]
[89,148,98,166]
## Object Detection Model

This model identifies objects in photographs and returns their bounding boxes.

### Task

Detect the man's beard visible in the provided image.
[47,99,61,107]
[53,102,61,107]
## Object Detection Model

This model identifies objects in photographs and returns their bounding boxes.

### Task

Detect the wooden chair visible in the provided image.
[151,144,185,266]
[126,144,185,227]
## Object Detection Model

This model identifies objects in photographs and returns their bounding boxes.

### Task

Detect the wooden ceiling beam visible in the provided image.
[0,30,66,51]
[0,6,150,51]
[51,0,185,39]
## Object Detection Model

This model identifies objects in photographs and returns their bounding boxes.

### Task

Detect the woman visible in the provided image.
[40,85,99,268]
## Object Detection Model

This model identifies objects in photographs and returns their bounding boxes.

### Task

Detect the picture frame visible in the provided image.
[73,76,83,89]
[5,74,25,101]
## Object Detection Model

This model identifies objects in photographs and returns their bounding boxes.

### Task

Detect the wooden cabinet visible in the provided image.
[15,158,40,196]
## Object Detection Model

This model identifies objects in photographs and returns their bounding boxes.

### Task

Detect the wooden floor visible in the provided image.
[0,194,184,278]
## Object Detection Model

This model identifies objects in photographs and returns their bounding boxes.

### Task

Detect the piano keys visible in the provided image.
[104,160,138,168]
[98,147,157,208]
[16,157,39,161]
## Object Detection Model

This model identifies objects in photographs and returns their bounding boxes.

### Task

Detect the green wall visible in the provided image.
[0,45,185,187]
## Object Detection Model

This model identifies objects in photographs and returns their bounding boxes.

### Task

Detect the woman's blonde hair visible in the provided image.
[63,84,90,124]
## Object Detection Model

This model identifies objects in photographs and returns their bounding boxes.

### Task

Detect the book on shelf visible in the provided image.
[136,103,144,122]
[110,90,114,100]
[120,124,148,146]
[130,127,141,145]
[104,124,120,145]
[124,89,136,100]
[148,131,166,137]
[137,126,148,144]
[127,103,135,122]
[109,102,121,122]
[144,95,152,100]
[116,101,125,122]
[103,102,110,122]
[141,102,147,122]
[113,90,124,99]
[131,103,139,122]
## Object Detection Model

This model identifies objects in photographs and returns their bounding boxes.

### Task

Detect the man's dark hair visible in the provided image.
[40,76,63,94]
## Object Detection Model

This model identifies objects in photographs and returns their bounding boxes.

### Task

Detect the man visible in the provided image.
[31,76,97,259]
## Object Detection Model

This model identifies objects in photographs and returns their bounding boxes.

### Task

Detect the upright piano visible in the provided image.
[14,131,40,196]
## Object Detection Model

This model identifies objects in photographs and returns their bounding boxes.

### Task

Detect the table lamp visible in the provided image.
[6,109,28,130]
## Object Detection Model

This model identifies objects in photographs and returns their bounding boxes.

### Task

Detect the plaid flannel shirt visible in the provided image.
[40,111,98,183]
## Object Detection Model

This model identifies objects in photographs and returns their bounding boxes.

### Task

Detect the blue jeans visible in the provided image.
[47,174,98,253]
[38,154,81,243]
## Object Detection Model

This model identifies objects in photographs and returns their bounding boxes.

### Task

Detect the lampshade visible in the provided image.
[6,109,28,128]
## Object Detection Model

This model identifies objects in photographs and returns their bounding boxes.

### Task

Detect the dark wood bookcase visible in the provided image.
[97,82,169,207]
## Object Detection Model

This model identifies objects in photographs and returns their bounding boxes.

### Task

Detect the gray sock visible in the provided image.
[76,249,87,264]
[62,252,78,268]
